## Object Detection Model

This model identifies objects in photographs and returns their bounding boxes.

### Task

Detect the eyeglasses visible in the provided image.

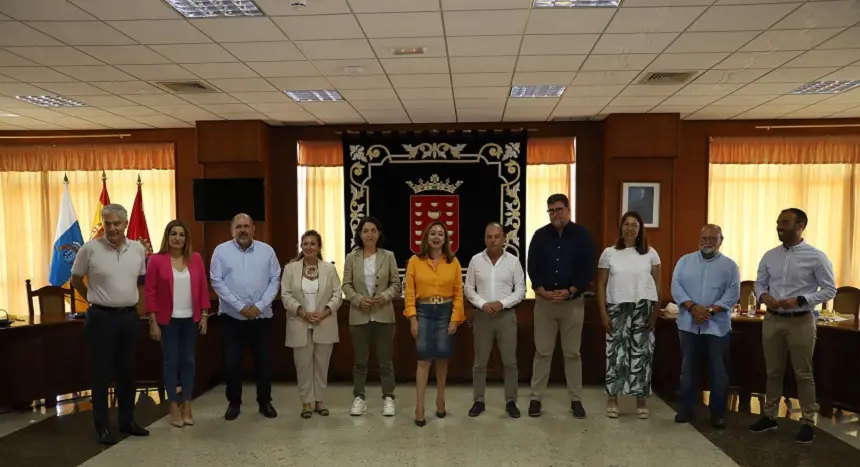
[699,236,722,243]
[547,207,566,215]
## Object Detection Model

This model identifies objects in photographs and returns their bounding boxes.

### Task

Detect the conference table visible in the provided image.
[3,299,859,416]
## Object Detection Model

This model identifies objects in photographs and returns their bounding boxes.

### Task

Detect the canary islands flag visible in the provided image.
[49,178,85,286]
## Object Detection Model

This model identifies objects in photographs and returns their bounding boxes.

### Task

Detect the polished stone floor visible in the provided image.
[2,384,859,467]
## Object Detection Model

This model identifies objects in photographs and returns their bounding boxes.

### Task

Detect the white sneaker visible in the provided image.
[350,397,366,416]
[382,396,396,417]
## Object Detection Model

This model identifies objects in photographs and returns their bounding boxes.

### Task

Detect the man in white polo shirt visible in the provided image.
[464,222,526,418]
[71,204,149,445]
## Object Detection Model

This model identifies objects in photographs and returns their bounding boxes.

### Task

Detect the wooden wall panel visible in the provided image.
[196,120,268,163]
[604,113,680,158]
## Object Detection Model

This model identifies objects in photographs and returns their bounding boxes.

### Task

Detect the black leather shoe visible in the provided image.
[259,402,278,418]
[796,424,815,444]
[119,422,149,437]
[528,400,542,417]
[468,401,485,417]
[675,411,692,424]
[711,414,726,429]
[571,401,586,419]
[506,401,521,419]
[96,428,117,445]
[225,404,241,421]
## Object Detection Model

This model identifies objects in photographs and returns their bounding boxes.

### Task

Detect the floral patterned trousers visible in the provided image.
[605,300,655,398]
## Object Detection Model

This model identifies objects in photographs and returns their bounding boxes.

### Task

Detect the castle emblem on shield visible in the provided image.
[406,174,463,254]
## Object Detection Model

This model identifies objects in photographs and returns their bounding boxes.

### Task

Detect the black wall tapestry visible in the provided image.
[342,130,527,273]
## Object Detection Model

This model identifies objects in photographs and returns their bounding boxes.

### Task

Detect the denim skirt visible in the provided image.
[416,302,454,361]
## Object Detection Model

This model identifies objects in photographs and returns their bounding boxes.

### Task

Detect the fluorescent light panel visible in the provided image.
[510,85,566,98]
[165,0,263,18]
[284,90,343,102]
[534,0,621,7]
[15,95,87,107]
[790,80,860,95]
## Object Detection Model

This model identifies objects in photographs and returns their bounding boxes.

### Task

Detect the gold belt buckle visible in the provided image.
[429,296,443,304]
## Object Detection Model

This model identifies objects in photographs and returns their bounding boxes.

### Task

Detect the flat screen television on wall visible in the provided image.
[192,178,266,222]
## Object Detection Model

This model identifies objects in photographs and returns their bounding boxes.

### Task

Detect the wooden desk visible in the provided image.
[652,314,860,414]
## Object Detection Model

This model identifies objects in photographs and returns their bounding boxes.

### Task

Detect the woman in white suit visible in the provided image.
[281,230,342,419]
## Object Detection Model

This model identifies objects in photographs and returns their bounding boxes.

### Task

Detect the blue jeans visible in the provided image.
[160,318,198,403]
[678,330,731,416]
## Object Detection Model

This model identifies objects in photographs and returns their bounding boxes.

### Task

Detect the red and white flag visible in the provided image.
[127,174,153,256]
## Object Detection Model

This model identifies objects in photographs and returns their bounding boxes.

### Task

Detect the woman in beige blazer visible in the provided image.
[281,230,342,419]
[342,217,401,417]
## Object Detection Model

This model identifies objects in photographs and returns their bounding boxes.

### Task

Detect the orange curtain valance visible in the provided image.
[528,138,575,165]
[0,143,175,172]
[710,136,860,165]
[298,140,342,167]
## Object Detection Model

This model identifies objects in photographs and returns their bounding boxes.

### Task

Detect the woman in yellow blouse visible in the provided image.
[404,221,464,427]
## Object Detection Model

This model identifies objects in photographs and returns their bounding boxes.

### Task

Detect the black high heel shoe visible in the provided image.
[415,409,426,427]
[436,401,446,418]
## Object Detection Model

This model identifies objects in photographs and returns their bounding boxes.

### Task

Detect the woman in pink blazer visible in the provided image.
[145,220,210,428]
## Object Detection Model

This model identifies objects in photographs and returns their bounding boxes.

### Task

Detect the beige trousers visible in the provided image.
[293,329,334,404]
[762,312,818,425]
[473,308,518,403]
[530,296,585,402]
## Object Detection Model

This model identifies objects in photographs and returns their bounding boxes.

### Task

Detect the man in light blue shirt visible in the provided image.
[671,224,740,428]
[749,208,836,444]
[210,213,281,421]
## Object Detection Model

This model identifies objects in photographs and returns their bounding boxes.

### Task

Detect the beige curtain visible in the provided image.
[0,170,176,319]
[303,166,346,280]
[709,137,860,291]
[0,143,175,171]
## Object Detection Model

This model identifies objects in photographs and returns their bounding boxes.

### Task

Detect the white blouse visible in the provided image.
[302,277,319,329]
[172,267,193,319]
[598,246,661,304]
[363,253,377,297]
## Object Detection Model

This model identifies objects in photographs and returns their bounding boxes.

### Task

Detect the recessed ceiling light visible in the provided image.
[0,113,20,117]
[790,80,860,95]
[510,85,566,98]
[15,95,87,107]
[165,0,263,18]
[534,0,621,7]
[284,90,343,102]
[391,47,426,56]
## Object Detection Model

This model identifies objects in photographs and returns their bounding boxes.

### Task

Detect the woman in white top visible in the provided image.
[596,211,662,419]
[281,230,342,419]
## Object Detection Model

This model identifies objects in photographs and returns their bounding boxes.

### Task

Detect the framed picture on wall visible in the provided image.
[622,182,660,228]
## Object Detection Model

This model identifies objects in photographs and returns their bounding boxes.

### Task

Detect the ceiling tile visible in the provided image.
[447,36,522,57]
[676,83,744,96]
[527,8,616,35]
[68,95,135,106]
[181,63,258,79]
[823,88,860,103]
[117,64,200,80]
[380,57,448,75]
[452,73,512,87]
[445,10,528,36]
[765,94,830,105]
[264,111,318,122]
[457,109,503,123]
[503,108,552,121]
[339,88,399,100]
[128,115,194,127]
[1,0,95,21]
[369,37,448,59]
[52,65,135,81]
[125,94,188,106]
[506,98,558,109]
[561,85,625,98]
[571,71,640,86]
[397,87,452,99]
[453,87,510,98]
[756,67,838,83]
[515,55,585,72]
[0,94,47,106]
[246,61,320,78]
[300,101,361,119]
[619,84,685,96]
[190,17,287,42]
[784,49,860,67]
[607,6,707,33]
[714,51,802,69]
[0,22,62,46]
[456,98,507,109]
[580,54,657,71]
[803,102,860,113]
[107,20,210,45]
[247,102,302,113]
[5,46,102,66]
[449,56,516,73]
[267,77,333,90]
[220,42,305,62]
[690,4,802,31]
[820,65,860,81]
[5,107,68,119]
[666,32,759,53]
[610,96,665,107]
[713,94,778,106]
[512,71,575,85]
[77,45,171,65]
[742,28,843,52]
[229,92,293,104]
[207,78,278,93]
[359,109,411,124]
[660,95,719,106]
[0,50,37,66]
[816,27,860,50]
[26,21,135,46]
[389,74,451,88]
[312,59,384,76]
[254,0,351,15]
[35,81,109,95]
[350,100,404,110]
[520,34,600,56]
[328,75,392,90]
[272,15,364,41]
[348,0,439,13]
[69,0,179,20]
[150,44,237,64]
[198,103,255,114]
[694,68,770,83]
[649,105,704,114]
[750,103,808,113]
[773,1,860,29]
[558,96,612,107]
[294,39,375,60]
[732,82,806,95]
[91,80,164,94]
[592,33,678,55]
[357,13,443,38]
[647,53,729,70]
[54,106,119,117]
[84,115,152,128]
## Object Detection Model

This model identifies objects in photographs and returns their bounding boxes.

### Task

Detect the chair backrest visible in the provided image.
[833,286,860,319]
[739,280,756,305]
[26,279,75,324]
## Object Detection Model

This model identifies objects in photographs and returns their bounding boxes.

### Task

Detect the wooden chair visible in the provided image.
[833,286,860,319]
[26,279,75,324]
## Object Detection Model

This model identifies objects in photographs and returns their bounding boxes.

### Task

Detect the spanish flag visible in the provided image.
[89,171,111,240]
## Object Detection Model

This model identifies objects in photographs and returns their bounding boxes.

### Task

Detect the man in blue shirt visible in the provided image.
[211,213,282,421]
[748,208,836,444]
[671,224,740,429]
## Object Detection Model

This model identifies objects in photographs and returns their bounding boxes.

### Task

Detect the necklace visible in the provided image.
[304,263,318,278]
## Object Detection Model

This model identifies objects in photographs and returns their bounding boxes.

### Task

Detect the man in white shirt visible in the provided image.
[464,222,526,418]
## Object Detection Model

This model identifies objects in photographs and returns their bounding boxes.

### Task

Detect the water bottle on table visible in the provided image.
[747,291,757,318]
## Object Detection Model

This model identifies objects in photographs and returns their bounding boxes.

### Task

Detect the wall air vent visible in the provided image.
[155,81,217,93]
[639,72,697,85]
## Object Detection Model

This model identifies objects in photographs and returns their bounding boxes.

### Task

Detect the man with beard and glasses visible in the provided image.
[210,213,282,421]
[670,224,740,428]
[748,208,835,444]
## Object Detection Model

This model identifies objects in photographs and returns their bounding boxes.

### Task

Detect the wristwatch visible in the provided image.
[707,306,716,316]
